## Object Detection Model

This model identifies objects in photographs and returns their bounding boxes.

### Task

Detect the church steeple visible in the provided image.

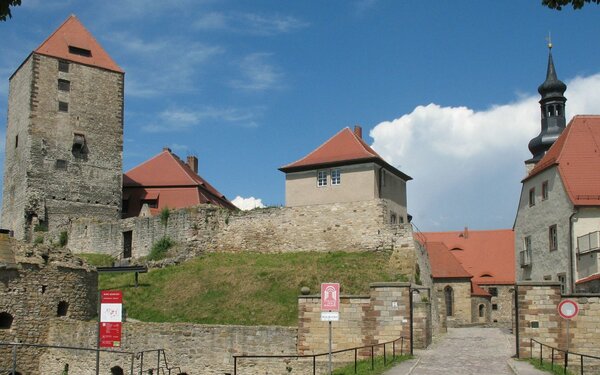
[526,41,567,166]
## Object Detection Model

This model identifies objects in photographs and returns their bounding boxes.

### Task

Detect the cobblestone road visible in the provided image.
[386,327,546,375]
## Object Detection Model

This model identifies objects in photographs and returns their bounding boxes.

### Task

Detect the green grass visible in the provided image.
[99,251,404,326]
[527,358,575,375]
[332,355,413,375]
[147,236,175,261]
[78,253,115,267]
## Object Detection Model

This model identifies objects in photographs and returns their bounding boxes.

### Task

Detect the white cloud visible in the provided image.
[230,53,284,91]
[370,73,600,231]
[142,106,261,133]
[232,196,266,211]
[193,12,308,35]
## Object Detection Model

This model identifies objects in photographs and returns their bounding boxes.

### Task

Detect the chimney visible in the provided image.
[354,125,362,139]
[463,226,469,239]
[187,155,198,173]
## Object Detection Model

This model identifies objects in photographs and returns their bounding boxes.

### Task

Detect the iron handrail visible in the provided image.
[233,336,409,375]
[530,338,600,375]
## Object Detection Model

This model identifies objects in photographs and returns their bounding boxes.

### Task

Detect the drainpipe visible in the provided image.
[569,211,577,293]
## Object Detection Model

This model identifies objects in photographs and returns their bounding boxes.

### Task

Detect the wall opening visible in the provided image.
[123,231,132,259]
[444,286,453,316]
[478,304,485,318]
[110,366,124,375]
[0,312,14,329]
[57,301,69,317]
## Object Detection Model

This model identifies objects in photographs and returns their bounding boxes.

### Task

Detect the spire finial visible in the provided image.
[546,32,553,50]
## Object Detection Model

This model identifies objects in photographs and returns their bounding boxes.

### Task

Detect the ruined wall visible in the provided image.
[64,201,419,270]
[517,281,600,366]
[39,320,297,375]
[0,242,97,375]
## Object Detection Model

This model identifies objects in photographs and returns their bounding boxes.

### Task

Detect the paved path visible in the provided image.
[385,327,546,375]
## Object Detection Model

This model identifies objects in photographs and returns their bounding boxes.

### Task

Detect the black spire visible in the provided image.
[526,44,567,165]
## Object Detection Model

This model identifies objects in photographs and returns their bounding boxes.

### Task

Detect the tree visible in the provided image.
[0,0,21,21]
[542,0,600,10]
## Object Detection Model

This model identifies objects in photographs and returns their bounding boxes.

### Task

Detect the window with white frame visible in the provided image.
[317,170,327,187]
[331,168,341,185]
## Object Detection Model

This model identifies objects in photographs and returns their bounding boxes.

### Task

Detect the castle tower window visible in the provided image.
[58,79,70,92]
[0,312,13,329]
[15,135,18,148]
[58,60,70,73]
[58,101,69,112]
[111,366,124,375]
[57,301,69,317]
[72,133,86,154]
[68,45,92,57]
[55,159,67,170]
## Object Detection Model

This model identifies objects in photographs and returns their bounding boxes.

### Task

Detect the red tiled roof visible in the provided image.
[34,15,123,73]
[420,229,515,285]
[279,127,411,180]
[471,283,491,297]
[576,273,600,284]
[123,149,236,212]
[423,241,472,279]
[525,116,600,206]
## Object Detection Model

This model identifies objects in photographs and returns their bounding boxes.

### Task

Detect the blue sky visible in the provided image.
[2,1,600,231]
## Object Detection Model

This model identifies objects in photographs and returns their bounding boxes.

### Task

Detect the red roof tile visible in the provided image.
[423,241,472,279]
[471,283,491,297]
[123,149,236,213]
[525,116,600,206]
[421,229,515,285]
[279,127,411,180]
[34,15,123,73]
[576,273,600,284]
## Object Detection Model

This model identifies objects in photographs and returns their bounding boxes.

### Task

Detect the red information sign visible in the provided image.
[321,283,340,312]
[558,299,579,319]
[100,290,123,348]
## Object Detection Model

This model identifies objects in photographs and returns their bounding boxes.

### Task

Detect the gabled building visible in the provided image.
[279,126,412,224]
[1,15,124,240]
[421,229,515,327]
[122,148,236,218]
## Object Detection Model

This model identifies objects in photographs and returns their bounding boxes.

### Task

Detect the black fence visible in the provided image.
[530,338,600,375]
[0,341,184,375]
[233,336,409,375]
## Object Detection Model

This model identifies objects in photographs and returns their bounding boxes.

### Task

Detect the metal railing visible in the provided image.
[233,336,409,375]
[530,338,600,375]
[0,342,184,375]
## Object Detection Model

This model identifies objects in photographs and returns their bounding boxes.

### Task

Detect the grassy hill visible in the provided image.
[90,251,404,326]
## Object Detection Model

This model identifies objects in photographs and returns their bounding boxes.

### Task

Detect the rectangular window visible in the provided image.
[549,225,558,251]
[58,79,70,92]
[529,188,535,206]
[521,236,532,266]
[390,214,396,224]
[492,304,498,311]
[331,168,341,185]
[55,159,67,170]
[68,45,92,57]
[58,101,69,112]
[558,274,566,294]
[488,287,498,297]
[542,181,549,200]
[58,60,69,73]
[317,170,327,187]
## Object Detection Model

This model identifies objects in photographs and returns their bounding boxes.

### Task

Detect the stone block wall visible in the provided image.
[516,281,600,364]
[38,320,298,375]
[433,279,471,327]
[413,301,432,349]
[0,242,97,375]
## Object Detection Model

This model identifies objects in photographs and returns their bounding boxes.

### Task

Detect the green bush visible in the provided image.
[34,223,48,232]
[58,231,68,247]
[160,207,170,227]
[148,236,174,261]
[78,253,115,267]
[34,236,44,245]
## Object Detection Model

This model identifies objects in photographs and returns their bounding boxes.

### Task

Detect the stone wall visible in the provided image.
[298,282,429,359]
[516,281,600,368]
[38,320,298,375]
[63,200,419,274]
[433,279,471,327]
[0,241,97,375]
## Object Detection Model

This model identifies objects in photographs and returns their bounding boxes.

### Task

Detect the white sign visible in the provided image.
[100,303,123,323]
[321,311,339,321]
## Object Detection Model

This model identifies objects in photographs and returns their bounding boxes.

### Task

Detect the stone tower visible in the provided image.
[1,15,124,240]
[525,45,567,171]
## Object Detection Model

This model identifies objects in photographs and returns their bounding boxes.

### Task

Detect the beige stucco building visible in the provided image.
[279,126,411,224]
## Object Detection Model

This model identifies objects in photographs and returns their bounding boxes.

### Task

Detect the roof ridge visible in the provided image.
[33,15,75,53]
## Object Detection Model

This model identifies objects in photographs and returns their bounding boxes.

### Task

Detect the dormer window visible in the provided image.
[68,45,92,57]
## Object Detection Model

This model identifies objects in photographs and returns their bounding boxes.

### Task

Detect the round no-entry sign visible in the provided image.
[558,299,579,319]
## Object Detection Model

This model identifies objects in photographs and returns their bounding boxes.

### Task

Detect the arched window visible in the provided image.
[110,366,124,375]
[479,304,485,318]
[444,286,453,316]
[0,312,13,329]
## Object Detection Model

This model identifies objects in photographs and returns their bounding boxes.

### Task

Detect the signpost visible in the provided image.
[557,299,579,352]
[321,283,340,375]
[97,290,123,375]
